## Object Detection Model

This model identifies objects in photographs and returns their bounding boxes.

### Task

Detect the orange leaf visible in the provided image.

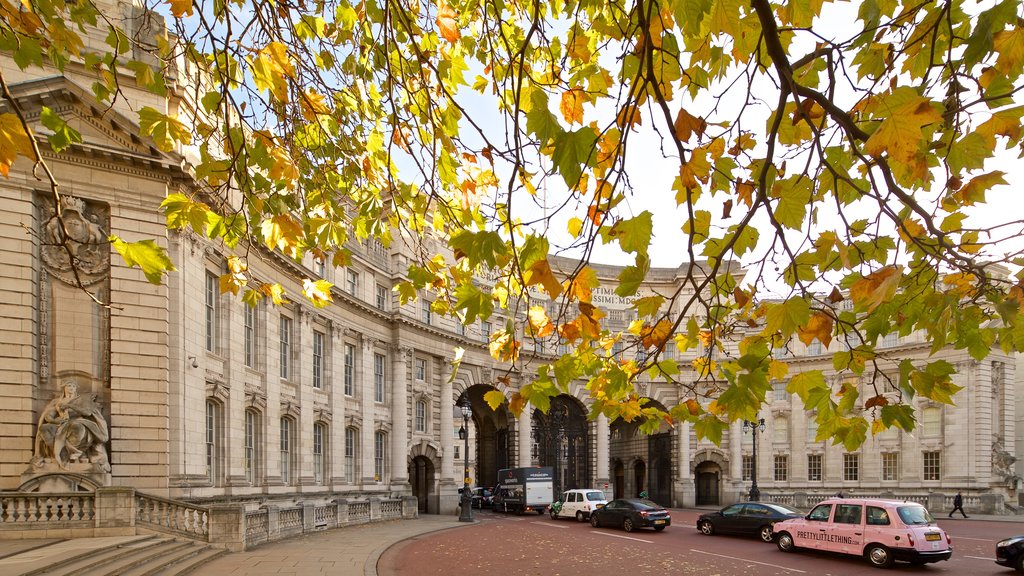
[673,107,706,143]
[849,265,903,312]
[560,89,586,125]
[0,113,36,177]
[642,319,673,350]
[527,305,555,338]
[797,311,833,348]
[167,0,194,17]
[436,2,460,43]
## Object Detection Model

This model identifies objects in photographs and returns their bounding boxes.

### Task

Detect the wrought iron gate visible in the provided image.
[532,397,590,495]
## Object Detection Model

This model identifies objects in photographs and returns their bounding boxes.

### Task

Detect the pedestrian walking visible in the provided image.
[948,491,968,518]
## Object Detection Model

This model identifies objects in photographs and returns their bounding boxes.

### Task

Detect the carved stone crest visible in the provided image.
[40,196,109,285]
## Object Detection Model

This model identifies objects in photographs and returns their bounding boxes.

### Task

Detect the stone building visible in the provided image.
[0,0,1018,518]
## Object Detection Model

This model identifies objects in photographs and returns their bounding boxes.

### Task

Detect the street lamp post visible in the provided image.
[743,417,766,501]
[458,395,473,522]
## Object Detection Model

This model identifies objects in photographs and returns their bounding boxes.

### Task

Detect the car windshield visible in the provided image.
[897,505,935,525]
[766,503,802,515]
[586,491,606,501]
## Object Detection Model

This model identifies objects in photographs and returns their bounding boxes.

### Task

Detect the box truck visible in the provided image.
[492,466,555,515]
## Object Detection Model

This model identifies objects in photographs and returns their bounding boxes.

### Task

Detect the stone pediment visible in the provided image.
[3,75,179,169]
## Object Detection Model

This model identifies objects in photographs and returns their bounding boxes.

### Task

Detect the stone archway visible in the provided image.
[408,440,440,513]
[461,384,513,489]
[612,459,625,499]
[532,395,591,495]
[609,398,673,505]
[693,449,728,506]
[633,460,647,498]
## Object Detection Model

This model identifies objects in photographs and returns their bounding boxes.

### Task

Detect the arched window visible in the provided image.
[374,431,387,482]
[313,422,327,484]
[280,417,295,485]
[345,427,358,483]
[244,409,262,485]
[415,400,427,432]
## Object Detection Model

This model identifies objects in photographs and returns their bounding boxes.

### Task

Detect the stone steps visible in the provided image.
[1,534,227,576]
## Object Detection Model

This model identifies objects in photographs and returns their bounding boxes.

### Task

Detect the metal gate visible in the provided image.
[532,397,590,495]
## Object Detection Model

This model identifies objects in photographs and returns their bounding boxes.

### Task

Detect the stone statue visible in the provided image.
[31,380,110,472]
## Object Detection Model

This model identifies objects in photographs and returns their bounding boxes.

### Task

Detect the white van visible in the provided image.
[773,498,952,568]
[550,489,608,521]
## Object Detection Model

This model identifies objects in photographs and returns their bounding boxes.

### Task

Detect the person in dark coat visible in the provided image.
[948,491,968,518]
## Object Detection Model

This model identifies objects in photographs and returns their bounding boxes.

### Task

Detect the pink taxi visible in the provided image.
[772,498,952,568]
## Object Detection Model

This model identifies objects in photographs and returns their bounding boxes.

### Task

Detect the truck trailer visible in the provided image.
[492,466,555,514]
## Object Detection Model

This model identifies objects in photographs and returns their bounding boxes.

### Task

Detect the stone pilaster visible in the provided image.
[439,358,454,483]
[360,335,376,483]
[390,346,410,486]
[518,404,532,467]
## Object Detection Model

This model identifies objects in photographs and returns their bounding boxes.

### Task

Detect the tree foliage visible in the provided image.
[4,0,1024,448]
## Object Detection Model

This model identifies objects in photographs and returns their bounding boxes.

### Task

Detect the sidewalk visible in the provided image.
[188,515,469,576]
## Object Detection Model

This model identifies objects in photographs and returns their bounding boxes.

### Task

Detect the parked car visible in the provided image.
[550,489,607,521]
[773,498,952,568]
[996,535,1024,572]
[471,487,493,509]
[697,502,803,542]
[589,498,671,532]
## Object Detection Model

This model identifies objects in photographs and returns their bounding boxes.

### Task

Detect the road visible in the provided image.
[377,508,1023,576]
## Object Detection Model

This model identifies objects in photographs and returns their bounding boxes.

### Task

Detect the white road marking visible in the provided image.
[964,555,996,561]
[590,531,654,543]
[689,549,807,573]
[951,536,994,542]
[532,521,569,529]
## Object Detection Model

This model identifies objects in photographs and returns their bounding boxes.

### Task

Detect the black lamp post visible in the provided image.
[458,395,473,522]
[743,417,766,501]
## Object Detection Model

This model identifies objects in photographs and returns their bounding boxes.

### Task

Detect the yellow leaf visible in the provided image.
[849,265,903,312]
[560,89,586,125]
[616,105,642,129]
[768,359,789,381]
[673,108,706,143]
[483,390,506,411]
[527,305,555,338]
[259,282,288,305]
[863,97,943,164]
[684,398,701,416]
[692,356,716,378]
[261,213,304,251]
[0,113,36,177]
[565,266,599,303]
[436,2,461,43]
[641,319,673,350]
[303,278,334,308]
[679,149,711,188]
[567,217,584,238]
[488,330,520,363]
[299,89,330,121]
[252,42,295,102]
[797,311,834,348]
[994,27,1024,74]
[509,392,526,417]
[524,259,563,299]
[167,0,193,17]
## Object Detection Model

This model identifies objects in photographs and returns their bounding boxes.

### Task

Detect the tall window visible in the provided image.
[742,455,753,481]
[880,332,899,348]
[345,427,357,483]
[374,431,387,481]
[774,455,788,481]
[807,339,822,356]
[245,410,259,485]
[922,407,941,436]
[244,303,257,368]
[422,299,432,324]
[773,381,789,402]
[280,417,293,484]
[347,269,358,295]
[806,414,819,442]
[344,343,355,396]
[882,452,899,481]
[279,316,292,379]
[313,256,326,277]
[843,453,859,481]
[312,330,325,389]
[205,400,219,484]
[773,417,789,443]
[375,284,387,310]
[205,272,218,352]
[415,358,427,381]
[415,400,427,432]
[923,451,941,480]
[481,321,492,342]
[374,353,386,402]
[807,454,822,481]
[313,423,326,484]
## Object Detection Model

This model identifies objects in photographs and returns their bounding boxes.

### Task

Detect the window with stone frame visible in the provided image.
[415,399,427,432]
[421,299,432,324]
[481,321,491,342]
[773,417,789,443]
[279,315,292,380]
[774,454,788,481]
[244,301,259,369]
[280,417,295,485]
[923,451,941,481]
[374,353,386,402]
[313,422,327,484]
[313,256,326,277]
[415,358,427,381]
[807,339,822,356]
[882,452,899,481]
[344,343,355,396]
[312,329,325,389]
[807,453,822,481]
[374,431,387,481]
[843,453,859,481]
[742,455,753,481]
[244,409,261,485]
[375,283,388,310]
[773,380,789,402]
[205,271,219,353]
[205,400,222,485]
[345,426,358,483]
[346,269,359,295]
[806,412,819,442]
[922,406,941,436]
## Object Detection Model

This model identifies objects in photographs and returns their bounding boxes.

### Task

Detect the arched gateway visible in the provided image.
[532,395,591,495]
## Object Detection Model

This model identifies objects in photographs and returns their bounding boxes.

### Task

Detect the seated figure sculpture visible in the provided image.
[31,380,110,472]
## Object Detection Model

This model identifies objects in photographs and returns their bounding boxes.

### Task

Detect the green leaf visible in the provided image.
[138,107,189,152]
[39,107,82,153]
[453,283,494,325]
[879,404,916,432]
[551,128,597,188]
[608,211,653,256]
[693,415,724,445]
[449,230,507,269]
[109,235,176,284]
[764,297,811,339]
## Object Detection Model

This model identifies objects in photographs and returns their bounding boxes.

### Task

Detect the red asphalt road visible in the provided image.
[378,508,1024,576]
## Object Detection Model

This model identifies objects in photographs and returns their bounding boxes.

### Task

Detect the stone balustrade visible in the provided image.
[241,496,418,549]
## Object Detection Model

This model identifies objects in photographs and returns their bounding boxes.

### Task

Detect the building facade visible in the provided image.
[0,1,1019,515]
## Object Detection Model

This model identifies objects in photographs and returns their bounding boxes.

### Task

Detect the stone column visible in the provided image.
[595,413,609,486]
[329,325,347,484]
[677,420,693,507]
[296,307,314,487]
[440,357,455,483]
[729,421,743,483]
[360,335,376,484]
[518,404,532,467]
[391,346,410,486]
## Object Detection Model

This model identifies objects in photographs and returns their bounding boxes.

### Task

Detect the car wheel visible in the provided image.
[550,508,558,520]
[776,532,797,553]
[1015,553,1023,573]
[654,526,666,532]
[698,520,714,536]
[623,518,635,533]
[576,511,586,522]
[537,509,545,515]
[759,524,774,543]
[866,544,894,568]
[590,514,600,528]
